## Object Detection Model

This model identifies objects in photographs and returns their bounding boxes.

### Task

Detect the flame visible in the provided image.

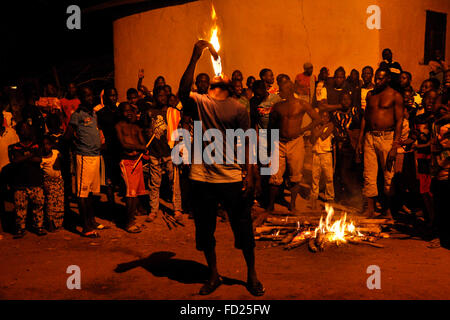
[209,5,222,76]
[314,204,362,243]
[211,4,216,21]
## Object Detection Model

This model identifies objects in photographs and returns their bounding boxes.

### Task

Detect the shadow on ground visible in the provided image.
[114,251,247,287]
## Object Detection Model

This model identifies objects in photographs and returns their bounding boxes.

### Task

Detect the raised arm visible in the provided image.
[178,40,217,106]
[137,69,144,91]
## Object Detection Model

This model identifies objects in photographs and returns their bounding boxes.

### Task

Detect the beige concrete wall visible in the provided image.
[379,0,450,89]
[113,0,381,99]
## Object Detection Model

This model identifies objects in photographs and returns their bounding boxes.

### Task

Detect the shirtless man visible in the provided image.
[356,67,404,220]
[115,102,147,233]
[267,80,320,213]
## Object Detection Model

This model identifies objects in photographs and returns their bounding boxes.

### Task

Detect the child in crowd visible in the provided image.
[310,110,335,209]
[8,122,46,238]
[41,135,64,231]
[115,102,148,233]
[412,90,438,225]
[430,113,450,248]
[333,92,363,206]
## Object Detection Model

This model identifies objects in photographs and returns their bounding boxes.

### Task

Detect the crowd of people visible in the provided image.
[0,46,449,255]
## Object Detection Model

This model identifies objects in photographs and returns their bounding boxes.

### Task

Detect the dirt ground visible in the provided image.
[1,192,449,300]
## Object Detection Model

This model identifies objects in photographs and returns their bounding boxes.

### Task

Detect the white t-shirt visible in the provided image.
[313,128,333,154]
[361,88,372,110]
[41,149,62,178]
[316,81,327,102]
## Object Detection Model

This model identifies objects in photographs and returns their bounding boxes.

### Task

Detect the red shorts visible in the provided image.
[417,173,431,195]
[120,159,147,197]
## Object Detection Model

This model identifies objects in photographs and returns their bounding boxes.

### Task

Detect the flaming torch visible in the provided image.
[209,5,222,77]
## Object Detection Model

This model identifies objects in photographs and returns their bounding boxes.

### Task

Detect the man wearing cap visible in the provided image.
[295,62,316,105]
[178,40,264,297]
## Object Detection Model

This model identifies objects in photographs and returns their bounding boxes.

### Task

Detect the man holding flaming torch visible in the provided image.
[178,40,265,296]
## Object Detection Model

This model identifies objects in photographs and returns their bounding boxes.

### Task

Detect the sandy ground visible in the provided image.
[0,193,449,300]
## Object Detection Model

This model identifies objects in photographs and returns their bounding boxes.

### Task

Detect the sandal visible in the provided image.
[427,238,441,249]
[246,280,265,297]
[13,229,26,239]
[199,277,223,295]
[146,213,157,223]
[126,225,142,233]
[36,228,48,236]
[82,231,100,238]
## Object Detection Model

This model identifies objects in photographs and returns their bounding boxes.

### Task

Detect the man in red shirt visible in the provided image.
[294,62,316,104]
[60,83,80,130]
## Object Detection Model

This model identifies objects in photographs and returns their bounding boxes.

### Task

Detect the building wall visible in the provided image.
[379,0,450,88]
[114,0,381,99]
[114,0,449,99]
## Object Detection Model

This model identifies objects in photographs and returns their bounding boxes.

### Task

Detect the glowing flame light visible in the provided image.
[209,5,222,76]
[314,203,362,243]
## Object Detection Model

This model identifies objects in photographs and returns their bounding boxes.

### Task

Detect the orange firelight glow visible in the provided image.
[209,5,222,76]
[314,204,363,243]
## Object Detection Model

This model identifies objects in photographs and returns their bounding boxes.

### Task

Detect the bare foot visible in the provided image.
[174,210,183,221]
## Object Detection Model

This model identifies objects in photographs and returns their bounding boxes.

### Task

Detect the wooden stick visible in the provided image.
[165,212,185,227]
[348,239,384,248]
[254,234,284,241]
[308,238,318,252]
[161,214,172,230]
[255,226,298,234]
[357,218,390,225]
[284,239,308,250]
[131,134,155,173]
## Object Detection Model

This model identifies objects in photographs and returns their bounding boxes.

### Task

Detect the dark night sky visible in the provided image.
[0,0,197,86]
[0,1,113,84]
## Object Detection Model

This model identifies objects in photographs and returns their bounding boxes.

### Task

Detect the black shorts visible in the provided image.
[191,180,255,251]
[103,153,121,185]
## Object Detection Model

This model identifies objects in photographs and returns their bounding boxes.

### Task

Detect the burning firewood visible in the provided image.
[254,234,285,241]
[308,238,318,253]
[358,218,390,225]
[315,232,326,251]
